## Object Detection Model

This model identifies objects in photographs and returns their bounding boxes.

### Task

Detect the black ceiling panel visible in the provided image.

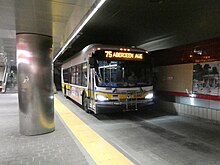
[58,0,220,62]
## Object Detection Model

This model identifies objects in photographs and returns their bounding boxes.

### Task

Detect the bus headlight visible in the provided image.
[145,93,153,99]
[96,95,109,101]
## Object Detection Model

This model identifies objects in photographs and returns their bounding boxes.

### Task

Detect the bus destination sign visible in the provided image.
[104,51,144,61]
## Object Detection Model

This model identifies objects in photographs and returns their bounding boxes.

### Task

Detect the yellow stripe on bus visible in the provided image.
[61,83,70,90]
[54,97,134,165]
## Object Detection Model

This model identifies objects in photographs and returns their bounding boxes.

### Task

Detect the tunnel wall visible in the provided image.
[155,100,220,123]
[154,63,220,123]
[153,38,220,123]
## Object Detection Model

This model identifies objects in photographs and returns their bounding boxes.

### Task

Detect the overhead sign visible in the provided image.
[104,51,143,61]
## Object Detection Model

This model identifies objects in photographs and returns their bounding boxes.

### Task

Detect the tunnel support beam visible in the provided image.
[16,33,54,135]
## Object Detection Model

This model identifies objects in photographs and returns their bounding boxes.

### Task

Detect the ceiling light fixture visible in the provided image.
[53,0,107,62]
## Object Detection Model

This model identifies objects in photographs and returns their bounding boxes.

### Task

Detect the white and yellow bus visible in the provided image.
[61,44,154,114]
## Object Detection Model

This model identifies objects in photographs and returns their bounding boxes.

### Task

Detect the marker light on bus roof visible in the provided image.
[119,48,131,51]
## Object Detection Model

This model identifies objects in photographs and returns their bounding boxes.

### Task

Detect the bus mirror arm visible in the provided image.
[139,87,143,92]
[89,58,95,68]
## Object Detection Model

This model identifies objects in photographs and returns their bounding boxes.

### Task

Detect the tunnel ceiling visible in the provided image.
[58,0,220,62]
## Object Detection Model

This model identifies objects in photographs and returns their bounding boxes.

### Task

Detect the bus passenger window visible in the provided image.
[71,66,76,84]
[63,68,70,83]
[82,63,87,87]
[77,65,82,85]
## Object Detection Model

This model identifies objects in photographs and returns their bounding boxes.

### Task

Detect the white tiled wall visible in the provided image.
[156,100,220,123]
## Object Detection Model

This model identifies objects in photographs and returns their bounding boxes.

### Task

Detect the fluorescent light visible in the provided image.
[53,0,107,62]
[98,64,117,69]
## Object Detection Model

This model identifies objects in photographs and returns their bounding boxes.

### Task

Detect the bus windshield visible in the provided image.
[95,60,153,87]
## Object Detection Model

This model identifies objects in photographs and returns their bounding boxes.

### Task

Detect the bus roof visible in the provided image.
[62,44,148,65]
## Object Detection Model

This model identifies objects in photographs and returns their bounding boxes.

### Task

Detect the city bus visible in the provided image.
[61,44,154,114]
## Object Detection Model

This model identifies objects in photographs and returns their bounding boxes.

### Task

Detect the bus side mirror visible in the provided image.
[89,58,95,68]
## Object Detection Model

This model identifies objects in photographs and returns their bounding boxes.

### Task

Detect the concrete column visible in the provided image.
[16,33,54,135]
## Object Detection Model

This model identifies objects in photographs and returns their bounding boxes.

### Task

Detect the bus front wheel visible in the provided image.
[64,86,67,98]
[82,94,90,113]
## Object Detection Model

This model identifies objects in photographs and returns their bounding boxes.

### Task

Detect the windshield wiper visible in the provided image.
[113,88,117,93]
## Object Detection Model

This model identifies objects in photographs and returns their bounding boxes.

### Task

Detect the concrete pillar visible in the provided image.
[16,33,54,135]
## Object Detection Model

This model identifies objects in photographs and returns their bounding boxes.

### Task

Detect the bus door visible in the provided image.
[89,68,95,110]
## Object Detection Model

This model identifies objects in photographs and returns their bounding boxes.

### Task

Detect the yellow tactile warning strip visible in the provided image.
[54,97,134,165]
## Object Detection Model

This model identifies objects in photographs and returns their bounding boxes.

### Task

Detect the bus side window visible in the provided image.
[63,68,70,83]
[82,63,87,87]
[71,66,76,84]
[77,65,82,86]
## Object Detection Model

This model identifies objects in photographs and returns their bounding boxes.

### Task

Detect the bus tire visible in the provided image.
[82,94,90,113]
[64,85,67,97]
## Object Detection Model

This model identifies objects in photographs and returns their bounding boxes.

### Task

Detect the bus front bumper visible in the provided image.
[95,99,154,114]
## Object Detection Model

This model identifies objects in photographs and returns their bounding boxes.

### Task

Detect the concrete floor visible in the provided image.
[1,92,220,165]
[0,94,93,165]
[56,93,220,165]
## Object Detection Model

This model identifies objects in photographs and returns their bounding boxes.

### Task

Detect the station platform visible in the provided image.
[1,92,220,165]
